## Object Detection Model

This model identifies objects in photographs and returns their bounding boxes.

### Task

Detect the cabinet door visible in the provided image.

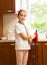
[36,43,43,65]
[43,43,47,65]
[0,0,15,13]
[0,43,9,65]
[0,0,3,13]
[8,42,16,65]
[0,42,16,65]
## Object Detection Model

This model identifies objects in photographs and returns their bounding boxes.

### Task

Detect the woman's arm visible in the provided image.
[19,33,30,40]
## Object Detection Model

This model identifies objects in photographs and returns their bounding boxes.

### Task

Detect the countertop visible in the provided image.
[37,39,47,43]
[0,40,15,43]
[0,39,47,43]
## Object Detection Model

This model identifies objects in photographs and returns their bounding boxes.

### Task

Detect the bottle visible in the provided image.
[34,30,38,42]
[32,30,38,43]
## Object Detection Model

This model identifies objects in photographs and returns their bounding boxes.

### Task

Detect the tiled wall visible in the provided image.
[3,14,18,39]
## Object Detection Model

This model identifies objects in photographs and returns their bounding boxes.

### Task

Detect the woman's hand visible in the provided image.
[29,35,36,42]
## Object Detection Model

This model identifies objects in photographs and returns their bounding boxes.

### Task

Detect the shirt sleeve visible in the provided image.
[15,23,23,34]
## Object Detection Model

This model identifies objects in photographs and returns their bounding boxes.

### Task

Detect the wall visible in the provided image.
[3,14,18,40]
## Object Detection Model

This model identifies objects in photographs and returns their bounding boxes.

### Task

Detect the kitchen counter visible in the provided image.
[0,39,47,43]
[37,39,47,43]
[0,40,15,43]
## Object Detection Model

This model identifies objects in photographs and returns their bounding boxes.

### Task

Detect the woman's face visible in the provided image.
[18,11,27,23]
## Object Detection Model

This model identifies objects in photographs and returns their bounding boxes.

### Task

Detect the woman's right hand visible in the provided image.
[29,35,36,42]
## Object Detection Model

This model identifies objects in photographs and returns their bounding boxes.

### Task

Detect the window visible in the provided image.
[16,0,28,12]
[29,0,47,33]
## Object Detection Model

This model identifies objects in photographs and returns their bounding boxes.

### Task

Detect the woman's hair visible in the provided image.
[18,9,26,16]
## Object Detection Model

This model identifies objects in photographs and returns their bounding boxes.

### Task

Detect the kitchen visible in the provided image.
[0,0,47,65]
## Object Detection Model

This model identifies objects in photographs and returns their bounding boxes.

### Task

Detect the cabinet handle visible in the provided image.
[10,44,15,46]
[7,10,13,12]
[31,43,35,45]
[31,43,38,46]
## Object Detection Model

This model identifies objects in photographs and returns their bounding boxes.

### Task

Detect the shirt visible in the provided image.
[15,22,30,50]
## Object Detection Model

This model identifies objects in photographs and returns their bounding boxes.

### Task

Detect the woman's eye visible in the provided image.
[24,15,26,17]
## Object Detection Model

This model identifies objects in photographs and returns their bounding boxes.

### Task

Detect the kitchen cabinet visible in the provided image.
[36,42,47,65]
[36,42,43,65]
[0,0,15,14]
[27,42,47,65]
[0,41,47,65]
[0,42,16,65]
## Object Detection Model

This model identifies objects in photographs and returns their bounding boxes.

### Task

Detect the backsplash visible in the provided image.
[3,14,18,40]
